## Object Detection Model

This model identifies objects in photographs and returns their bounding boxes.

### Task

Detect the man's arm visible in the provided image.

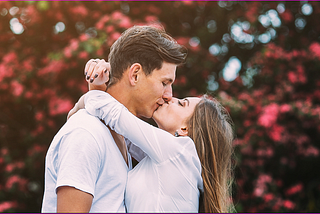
[57,186,93,213]
[55,128,101,213]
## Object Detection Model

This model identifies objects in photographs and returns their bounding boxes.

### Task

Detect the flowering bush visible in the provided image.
[219,42,320,211]
[0,1,319,212]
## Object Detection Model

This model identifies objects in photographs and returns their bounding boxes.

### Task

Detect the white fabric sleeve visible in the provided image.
[84,90,190,164]
[55,128,101,196]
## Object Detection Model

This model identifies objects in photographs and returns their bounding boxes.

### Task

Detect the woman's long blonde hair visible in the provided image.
[187,95,235,213]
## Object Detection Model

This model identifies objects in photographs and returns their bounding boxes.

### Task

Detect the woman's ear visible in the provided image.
[128,63,142,86]
[177,127,188,137]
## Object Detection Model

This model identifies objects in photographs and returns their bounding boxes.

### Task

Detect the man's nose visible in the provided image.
[163,86,173,102]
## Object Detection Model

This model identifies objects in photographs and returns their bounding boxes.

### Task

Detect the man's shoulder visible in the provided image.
[56,110,113,143]
[67,109,108,131]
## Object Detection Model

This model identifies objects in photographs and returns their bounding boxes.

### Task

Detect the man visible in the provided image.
[41,25,186,212]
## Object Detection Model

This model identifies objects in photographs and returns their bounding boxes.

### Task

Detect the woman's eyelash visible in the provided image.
[178,100,183,106]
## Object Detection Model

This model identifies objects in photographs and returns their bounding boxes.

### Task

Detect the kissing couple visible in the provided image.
[41,25,234,213]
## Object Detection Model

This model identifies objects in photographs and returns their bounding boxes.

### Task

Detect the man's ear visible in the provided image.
[177,127,188,137]
[128,63,143,86]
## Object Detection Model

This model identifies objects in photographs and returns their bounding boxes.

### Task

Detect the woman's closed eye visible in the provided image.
[178,100,183,106]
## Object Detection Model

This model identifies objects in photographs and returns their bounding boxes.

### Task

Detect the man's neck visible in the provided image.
[106,81,138,116]
[105,82,133,167]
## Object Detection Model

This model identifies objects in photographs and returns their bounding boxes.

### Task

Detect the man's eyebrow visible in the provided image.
[164,78,174,83]
[184,98,190,106]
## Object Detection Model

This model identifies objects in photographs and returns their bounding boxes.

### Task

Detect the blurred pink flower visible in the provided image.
[49,97,73,116]
[1,148,8,155]
[5,162,24,173]
[28,144,46,156]
[64,47,72,58]
[24,91,32,99]
[148,5,162,15]
[288,72,297,84]
[309,42,320,59]
[111,11,124,20]
[38,60,66,76]
[145,15,158,23]
[35,111,44,121]
[78,51,88,59]
[106,25,115,33]
[178,75,187,85]
[269,124,284,142]
[253,186,264,197]
[244,2,259,23]
[79,34,89,42]
[11,80,24,97]
[283,200,295,210]
[3,52,18,63]
[111,32,121,42]
[280,11,293,23]
[263,193,274,202]
[96,15,110,30]
[0,201,17,212]
[70,39,79,51]
[96,48,104,57]
[280,104,291,113]
[303,146,319,157]
[243,120,251,127]
[70,5,88,17]
[296,135,309,145]
[176,37,189,46]
[5,175,27,191]
[5,164,14,173]
[182,1,193,5]
[258,174,272,183]
[257,147,274,157]
[258,103,279,128]
[31,125,44,137]
[22,58,34,72]
[0,64,14,81]
[119,17,132,28]
[285,183,303,196]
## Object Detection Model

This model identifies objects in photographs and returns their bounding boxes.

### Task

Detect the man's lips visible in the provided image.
[155,101,169,111]
[155,104,161,111]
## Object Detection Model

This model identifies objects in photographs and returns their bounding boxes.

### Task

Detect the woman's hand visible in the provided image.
[85,59,110,91]
[67,59,111,120]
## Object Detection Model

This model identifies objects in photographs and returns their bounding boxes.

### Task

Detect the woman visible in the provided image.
[70,59,235,213]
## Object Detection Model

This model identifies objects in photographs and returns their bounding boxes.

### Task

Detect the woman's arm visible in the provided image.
[85,90,190,163]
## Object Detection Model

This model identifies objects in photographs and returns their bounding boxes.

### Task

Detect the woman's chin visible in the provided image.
[151,114,161,127]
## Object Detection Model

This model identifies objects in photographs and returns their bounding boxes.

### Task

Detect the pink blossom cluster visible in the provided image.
[258,103,279,128]
[0,201,17,212]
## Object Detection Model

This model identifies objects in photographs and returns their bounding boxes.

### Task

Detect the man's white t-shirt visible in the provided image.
[41,109,132,213]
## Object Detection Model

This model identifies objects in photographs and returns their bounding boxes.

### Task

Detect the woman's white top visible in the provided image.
[85,90,203,213]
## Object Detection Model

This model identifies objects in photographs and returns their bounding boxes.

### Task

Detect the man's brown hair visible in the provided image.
[108,25,187,86]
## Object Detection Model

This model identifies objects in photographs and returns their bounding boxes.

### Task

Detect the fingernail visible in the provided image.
[86,75,90,80]
[90,78,94,83]
[94,73,98,78]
